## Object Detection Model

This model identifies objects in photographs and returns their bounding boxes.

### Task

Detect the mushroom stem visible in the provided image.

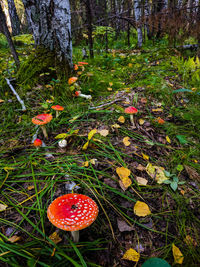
[71,230,79,242]
[56,110,59,118]
[79,93,92,99]
[41,125,48,139]
[130,114,136,127]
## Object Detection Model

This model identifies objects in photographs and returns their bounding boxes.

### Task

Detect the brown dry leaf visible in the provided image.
[123,137,131,146]
[172,243,184,264]
[118,116,125,123]
[98,129,109,137]
[117,218,134,232]
[8,235,21,243]
[141,97,147,104]
[122,248,140,262]
[146,163,168,184]
[184,235,197,247]
[136,164,146,171]
[49,231,62,244]
[0,203,8,212]
[136,176,148,186]
[184,165,200,182]
[134,201,151,217]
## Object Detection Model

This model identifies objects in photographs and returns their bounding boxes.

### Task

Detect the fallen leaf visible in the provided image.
[88,129,97,140]
[142,153,149,161]
[118,116,125,123]
[172,243,184,264]
[0,204,8,212]
[107,87,112,91]
[90,159,97,165]
[146,163,168,184]
[27,185,34,190]
[139,119,145,125]
[69,115,80,123]
[82,141,89,150]
[134,201,151,217]
[8,235,21,243]
[122,248,140,262]
[136,177,148,185]
[49,232,62,244]
[109,82,113,86]
[111,123,121,129]
[136,164,146,171]
[152,108,163,112]
[0,99,4,103]
[98,129,109,137]
[117,218,134,232]
[119,177,132,191]
[184,235,197,247]
[141,97,147,104]
[83,161,89,167]
[116,167,131,180]
[184,165,200,182]
[166,135,171,143]
[55,133,68,139]
[123,137,131,146]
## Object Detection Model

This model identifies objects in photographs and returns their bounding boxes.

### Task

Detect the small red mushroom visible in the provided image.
[51,105,64,118]
[32,114,52,139]
[33,138,42,148]
[124,106,138,127]
[75,91,92,99]
[47,193,98,242]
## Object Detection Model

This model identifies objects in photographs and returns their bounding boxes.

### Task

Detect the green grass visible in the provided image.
[0,34,200,266]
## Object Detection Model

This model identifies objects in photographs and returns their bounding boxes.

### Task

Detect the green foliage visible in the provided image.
[163,171,185,191]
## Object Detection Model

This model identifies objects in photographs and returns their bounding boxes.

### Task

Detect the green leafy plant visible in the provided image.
[163,171,185,191]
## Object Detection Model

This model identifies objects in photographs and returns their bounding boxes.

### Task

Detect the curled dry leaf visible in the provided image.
[8,235,22,243]
[98,129,109,137]
[134,201,151,217]
[117,218,134,232]
[116,167,132,190]
[146,163,168,184]
[123,137,131,146]
[118,116,125,123]
[136,176,148,186]
[172,243,184,264]
[184,165,200,182]
[49,231,62,244]
[111,123,121,129]
[122,248,140,262]
[0,203,8,212]
[139,118,145,125]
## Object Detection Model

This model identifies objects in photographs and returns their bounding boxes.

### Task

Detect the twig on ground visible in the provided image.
[89,98,124,110]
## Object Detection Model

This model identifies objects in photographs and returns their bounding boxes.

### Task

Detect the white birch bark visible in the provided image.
[22,0,73,67]
[133,0,143,47]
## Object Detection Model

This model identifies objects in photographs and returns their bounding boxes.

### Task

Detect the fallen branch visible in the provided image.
[5,78,26,111]
[89,98,124,110]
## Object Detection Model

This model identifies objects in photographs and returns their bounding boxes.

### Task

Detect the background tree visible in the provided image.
[7,0,21,35]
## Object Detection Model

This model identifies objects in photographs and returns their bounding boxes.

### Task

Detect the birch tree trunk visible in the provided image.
[7,0,21,36]
[22,0,73,69]
[133,0,143,47]
[0,3,20,68]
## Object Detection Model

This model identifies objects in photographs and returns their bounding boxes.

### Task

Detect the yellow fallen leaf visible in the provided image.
[134,201,151,217]
[49,232,62,244]
[139,119,145,125]
[119,177,132,191]
[82,141,89,150]
[88,129,97,140]
[122,248,140,262]
[98,129,109,137]
[172,243,184,264]
[0,204,8,212]
[128,63,133,68]
[123,137,131,146]
[166,135,171,143]
[107,87,112,91]
[146,163,168,184]
[55,133,68,139]
[27,185,34,190]
[0,99,4,103]
[116,167,131,180]
[152,108,163,112]
[8,235,21,243]
[136,177,148,185]
[112,123,121,129]
[184,235,197,247]
[90,159,97,165]
[118,116,125,123]
[109,82,113,86]
[83,161,89,167]
[69,115,80,123]
[142,153,149,161]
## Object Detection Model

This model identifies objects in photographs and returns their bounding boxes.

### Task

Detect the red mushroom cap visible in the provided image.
[75,91,80,96]
[68,77,78,85]
[124,106,138,114]
[32,114,53,125]
[47,194,98,231]
[33,138,42,147]
[78,62,88,66]
[51,105,64,111]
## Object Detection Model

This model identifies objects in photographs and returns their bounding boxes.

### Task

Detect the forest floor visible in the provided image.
[0,34,200,267]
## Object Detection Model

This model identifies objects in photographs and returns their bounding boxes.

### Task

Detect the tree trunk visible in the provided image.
[133,0,143,48]
[0,3,20,69]
[84,0,94,58]
[7,0,21,36]
[22,0,73,69]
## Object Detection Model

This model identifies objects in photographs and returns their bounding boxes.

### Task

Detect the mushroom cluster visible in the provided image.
[32,114,52,139]
[47,193,98,242]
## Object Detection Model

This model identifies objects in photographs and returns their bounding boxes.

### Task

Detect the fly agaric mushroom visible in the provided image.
[33,138,42,148]
[51,105,64,118]
[124,106,138,127]
[75,91,92,100]
[47,193,98,242]
[78,62,88,66]
[32,114,52,139]
[68,77,78,85]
